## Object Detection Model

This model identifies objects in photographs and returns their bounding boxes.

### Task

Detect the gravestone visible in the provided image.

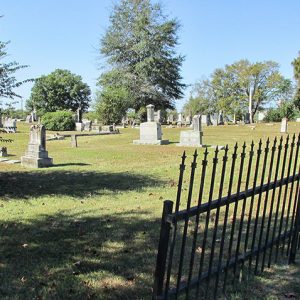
[133,104,168,145]
[75,107,83,131]
[296,118,300,123]
[21,124,53,168]
[178,114,203,147]
[82,119,92,131]
[26,114,33,123]
[185,115,191,125]
[210,113,218,126]
[31,109,37,122]
[218,110,224,125]
[0,147,8,157]
[245,113,251,124]
[280,118,288,133]
[154,110,161,123]
[177,113,183,127]
[201,115,208,126]
[3,118,17,133]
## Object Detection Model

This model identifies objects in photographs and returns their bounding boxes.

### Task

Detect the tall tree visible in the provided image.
[97,0,186,122]
[27,69,91,115]
[292,52,300,109]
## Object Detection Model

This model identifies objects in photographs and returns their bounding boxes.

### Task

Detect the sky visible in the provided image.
[1,0,300,111]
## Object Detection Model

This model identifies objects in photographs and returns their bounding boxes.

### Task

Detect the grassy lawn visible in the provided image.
[0,122,300,299]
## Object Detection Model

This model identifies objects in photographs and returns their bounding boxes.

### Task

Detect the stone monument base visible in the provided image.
[75,122,84,132]
[177,130,203,147]
[21,156,53,168]
[133,139,169,145]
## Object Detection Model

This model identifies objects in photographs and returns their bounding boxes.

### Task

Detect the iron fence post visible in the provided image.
[289,187,300,264]
[153,200,174,300]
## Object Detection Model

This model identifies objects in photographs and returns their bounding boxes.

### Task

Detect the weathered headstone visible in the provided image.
[31,109,37,122]
[177,113,183,127]
[280,118,288,133]
[210,113,218,126]
[0,147,8,157]
[201,114,208,126]
[154,110,161,123]
[26,114,33,123]
[3,118,17,133]
[21,124,53,168]
[133,104,168,145]
[296,118,300,123]
[245,113,251,124]
[218,110,224,125]
[75,107,83,131]
[185,115,191,125]
[178,114,203,147]
[82,119,92,131]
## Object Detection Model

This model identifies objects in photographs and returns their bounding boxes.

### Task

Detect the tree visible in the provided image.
[97,0,186,122]
[292,52,300,109]
[27,69,91,115]
[185,60,292,123]
[0,40,32,108]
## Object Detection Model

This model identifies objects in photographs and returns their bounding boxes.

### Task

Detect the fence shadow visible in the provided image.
[0,210,160,299]
[0,170,164,200]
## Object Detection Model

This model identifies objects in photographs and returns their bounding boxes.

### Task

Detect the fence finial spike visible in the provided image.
[182,150,187,160]
[225,144,229,152]
[204,147,209,157]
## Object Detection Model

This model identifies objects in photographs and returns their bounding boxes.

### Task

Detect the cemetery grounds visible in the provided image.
[0,122,300,299]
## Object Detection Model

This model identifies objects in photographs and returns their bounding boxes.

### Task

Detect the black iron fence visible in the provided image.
[153,135,300,299]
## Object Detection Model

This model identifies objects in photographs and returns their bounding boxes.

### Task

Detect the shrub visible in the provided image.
[41,111,75,131]
[264,102,296,122]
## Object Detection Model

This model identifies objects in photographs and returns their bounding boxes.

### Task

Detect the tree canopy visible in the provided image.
[96,0,186,123]
[0,40,31,108]
[184,59,293,122]
[27,69,91,115]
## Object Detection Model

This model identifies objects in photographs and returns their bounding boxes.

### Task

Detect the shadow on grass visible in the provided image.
[0,171,165,200]
[0,211,160,299]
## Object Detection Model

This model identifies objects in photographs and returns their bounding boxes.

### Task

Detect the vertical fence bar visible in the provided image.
[259,137,277,272]
[186,148,209,298]
[224,143,246,288]
[208,145,229,300]
[287,134,300,255]
[264,137,283,268]
[256,138,276,273]
[244,140,262,271]
[175,150,198,299]
[153,200,174,299]
[281,134,296,255]
[289,186,300,263]
[268,136,289,266]
[249,139,269,272]
[274,135,290,263]
[213,143,238,294]
[250,138,270,274]
[236,141,255,277]
[164,152,187,298]
[197,147,219,299]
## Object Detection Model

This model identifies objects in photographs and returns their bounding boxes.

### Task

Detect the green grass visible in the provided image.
[0,122,300,299]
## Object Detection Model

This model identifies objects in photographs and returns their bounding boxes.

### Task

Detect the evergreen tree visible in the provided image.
[96,0,186,122]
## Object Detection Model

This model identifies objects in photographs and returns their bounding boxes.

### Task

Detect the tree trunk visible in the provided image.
[249,88,253,123]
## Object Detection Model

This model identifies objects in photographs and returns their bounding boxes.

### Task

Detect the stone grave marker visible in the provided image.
[133,104,168,145]
[177,114,203,147]
[21,124,53,168]
[280,117,288,133]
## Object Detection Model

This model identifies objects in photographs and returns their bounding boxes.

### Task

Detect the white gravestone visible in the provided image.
[133,104,169,145]
[21,124,53,168]
[178,115,203,147]
[280,118,288,133]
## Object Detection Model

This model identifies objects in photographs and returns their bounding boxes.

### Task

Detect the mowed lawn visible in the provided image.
[0,122,300,299]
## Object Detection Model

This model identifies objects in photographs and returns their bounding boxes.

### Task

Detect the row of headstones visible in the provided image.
[133,105,204,146]
[0,113,17,133]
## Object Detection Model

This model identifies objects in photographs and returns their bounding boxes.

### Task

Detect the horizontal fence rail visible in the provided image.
[153,134,300,300]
